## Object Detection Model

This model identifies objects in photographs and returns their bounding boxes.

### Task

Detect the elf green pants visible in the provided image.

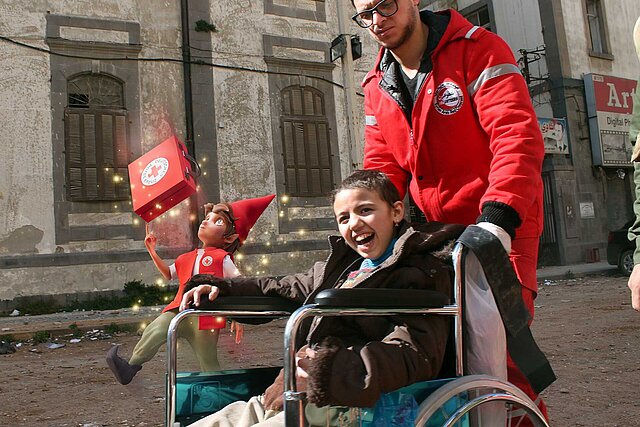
[129,311,220,372]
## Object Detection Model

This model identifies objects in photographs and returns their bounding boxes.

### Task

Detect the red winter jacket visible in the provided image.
[362,9,544,240]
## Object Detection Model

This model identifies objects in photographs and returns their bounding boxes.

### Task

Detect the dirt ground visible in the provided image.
[1,272,639,427]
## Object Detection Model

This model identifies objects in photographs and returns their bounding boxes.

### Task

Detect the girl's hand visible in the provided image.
[179,285,219,310]
[144,223,157,252]
[295,346,316,378]
[230,321,244,344]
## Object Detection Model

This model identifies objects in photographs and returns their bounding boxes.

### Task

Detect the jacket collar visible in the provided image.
[325,221,418,270]
[362,8,476,87]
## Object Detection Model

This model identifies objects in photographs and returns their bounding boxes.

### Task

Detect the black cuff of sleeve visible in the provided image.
[477,201,521,239]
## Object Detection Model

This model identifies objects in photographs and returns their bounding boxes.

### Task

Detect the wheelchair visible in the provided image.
[164,244,550,427]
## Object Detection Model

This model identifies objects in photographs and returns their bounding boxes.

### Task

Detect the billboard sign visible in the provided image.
[584,73,637,166]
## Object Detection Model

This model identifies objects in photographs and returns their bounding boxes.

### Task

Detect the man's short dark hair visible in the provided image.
[332,169,401,206]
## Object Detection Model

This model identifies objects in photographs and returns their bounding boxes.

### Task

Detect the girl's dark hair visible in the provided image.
[331,169,401,206]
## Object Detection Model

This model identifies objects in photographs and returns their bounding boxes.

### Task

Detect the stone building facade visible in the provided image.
[2,0,640,309]
[0,0,376,309]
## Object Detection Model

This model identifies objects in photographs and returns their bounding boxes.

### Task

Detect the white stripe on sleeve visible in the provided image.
[465,25,480,39]
[467,63,522,97]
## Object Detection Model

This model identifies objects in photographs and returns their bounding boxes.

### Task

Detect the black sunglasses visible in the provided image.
[352,0,399,28]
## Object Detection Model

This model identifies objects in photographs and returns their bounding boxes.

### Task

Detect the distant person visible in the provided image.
[106,195,274,384]
[180,170,463,426]
[627,15,640,310]
[352,0,546,419]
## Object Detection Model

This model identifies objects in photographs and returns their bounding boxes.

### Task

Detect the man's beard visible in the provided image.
[380,9,418,50]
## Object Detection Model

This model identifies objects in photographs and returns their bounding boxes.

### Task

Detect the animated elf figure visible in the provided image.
[106,194,275,385]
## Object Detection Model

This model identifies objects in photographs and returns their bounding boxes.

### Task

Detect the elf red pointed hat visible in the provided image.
[229,194,276,244]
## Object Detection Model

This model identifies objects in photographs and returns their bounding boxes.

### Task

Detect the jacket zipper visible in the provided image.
[378,78,429,149]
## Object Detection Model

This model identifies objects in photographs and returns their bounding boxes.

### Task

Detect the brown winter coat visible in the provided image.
[185,221,463,408]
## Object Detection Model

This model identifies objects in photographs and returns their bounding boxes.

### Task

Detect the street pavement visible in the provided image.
[0,261,619,340]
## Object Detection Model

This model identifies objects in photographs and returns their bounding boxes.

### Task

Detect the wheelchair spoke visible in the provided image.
[415,375,549,427]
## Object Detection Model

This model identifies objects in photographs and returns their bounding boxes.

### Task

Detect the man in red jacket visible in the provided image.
[352,0,547,421]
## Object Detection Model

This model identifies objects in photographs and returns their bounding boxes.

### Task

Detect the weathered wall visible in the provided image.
[0,2,55,255]
[1,0,370,303]
[560,0,640,81]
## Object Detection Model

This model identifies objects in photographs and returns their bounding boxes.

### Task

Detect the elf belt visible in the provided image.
[457,225,556,394]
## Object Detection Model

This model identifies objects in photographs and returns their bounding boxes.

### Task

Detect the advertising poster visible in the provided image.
[584,74,637,166]
[538,117,569,154]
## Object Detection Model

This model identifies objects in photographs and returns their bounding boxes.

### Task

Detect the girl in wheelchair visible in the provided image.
[179,170,464,426]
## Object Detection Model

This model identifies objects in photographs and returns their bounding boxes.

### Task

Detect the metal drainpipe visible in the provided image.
[180,0,200,246]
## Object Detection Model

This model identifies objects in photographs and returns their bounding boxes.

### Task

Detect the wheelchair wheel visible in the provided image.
[415,375,549,427]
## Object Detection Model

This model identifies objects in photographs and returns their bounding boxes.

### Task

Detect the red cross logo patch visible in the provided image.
[434,81,464,115]
[141,157,169,186]
[201,256,213,267]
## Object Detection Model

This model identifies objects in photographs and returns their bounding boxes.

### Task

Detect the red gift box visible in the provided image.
[128,135,199,222]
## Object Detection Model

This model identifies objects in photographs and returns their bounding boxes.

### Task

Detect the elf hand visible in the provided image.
[144,223,157,252]
[230,321,244,344]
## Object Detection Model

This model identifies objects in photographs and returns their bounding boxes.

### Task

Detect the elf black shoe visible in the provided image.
[106,345,142,385]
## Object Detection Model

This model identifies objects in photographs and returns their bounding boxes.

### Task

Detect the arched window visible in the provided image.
[65,74,130,201]
[280,85,334,197]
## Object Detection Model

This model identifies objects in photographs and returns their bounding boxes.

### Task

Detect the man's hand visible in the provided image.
[179,285,219,311]
[475,222,512,254]
[628,264,640,311]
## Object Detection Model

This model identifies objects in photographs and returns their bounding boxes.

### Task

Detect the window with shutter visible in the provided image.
[586,0,611,56]
[65,74,130,201]
[280,85,333,197]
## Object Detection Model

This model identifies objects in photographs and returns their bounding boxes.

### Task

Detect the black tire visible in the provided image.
[619,249,634,276]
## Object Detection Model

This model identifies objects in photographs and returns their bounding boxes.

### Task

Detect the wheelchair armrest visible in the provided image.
[192,296,301,313]
[313,288,450,308]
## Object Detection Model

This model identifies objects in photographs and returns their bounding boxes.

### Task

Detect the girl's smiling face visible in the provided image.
[333,187,404,259]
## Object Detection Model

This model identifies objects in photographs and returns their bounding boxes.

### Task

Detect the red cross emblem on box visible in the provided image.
[128,135,199,222]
